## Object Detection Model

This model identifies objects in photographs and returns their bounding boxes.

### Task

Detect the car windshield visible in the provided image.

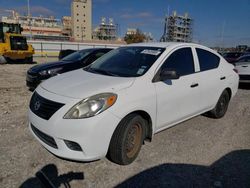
[62,49,92,61]
[85,46,165,77]
[235,55,250,64]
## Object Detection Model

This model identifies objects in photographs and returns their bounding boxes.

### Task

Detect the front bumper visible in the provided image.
[26,73,41,90]
[28,87,121,161]
[239,74,250,83]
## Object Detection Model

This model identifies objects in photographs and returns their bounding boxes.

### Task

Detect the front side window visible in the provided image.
[86,47,165,77]
[196,48,220,71]
[161,47,195,76]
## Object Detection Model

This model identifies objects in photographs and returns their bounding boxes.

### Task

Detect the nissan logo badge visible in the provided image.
[34,101,41,111]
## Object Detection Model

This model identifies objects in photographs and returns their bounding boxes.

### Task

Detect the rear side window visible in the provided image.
[196,48,220,71]
[162,47,194,76]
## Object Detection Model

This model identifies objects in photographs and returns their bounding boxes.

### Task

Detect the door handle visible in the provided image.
[242,65,248,68]
[220,76,226,80]
[190,83,199,88]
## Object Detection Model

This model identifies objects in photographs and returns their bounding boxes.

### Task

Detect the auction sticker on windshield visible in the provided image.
[141,49,161,56]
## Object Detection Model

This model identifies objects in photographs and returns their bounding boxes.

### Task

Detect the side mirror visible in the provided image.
[160,69,180,81]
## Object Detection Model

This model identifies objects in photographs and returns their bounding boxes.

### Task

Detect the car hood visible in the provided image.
[29,60,77,73]
[40,69,135,99]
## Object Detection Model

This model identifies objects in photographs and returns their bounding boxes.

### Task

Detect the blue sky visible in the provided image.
[0,0,250,47]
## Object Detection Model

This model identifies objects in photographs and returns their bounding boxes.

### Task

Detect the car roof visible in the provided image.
[126,42,208,49]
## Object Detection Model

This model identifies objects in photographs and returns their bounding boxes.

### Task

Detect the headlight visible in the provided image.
[39,67,63,76]
[64,93,117,119]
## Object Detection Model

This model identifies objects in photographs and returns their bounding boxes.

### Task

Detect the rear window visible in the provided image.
[196,48,220,71]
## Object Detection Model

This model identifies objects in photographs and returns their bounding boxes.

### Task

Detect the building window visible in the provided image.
[77,19,79,22]
[83,6,85,8]
[77,13,79,16]
[77,5,79,7]
[83,20,86,23]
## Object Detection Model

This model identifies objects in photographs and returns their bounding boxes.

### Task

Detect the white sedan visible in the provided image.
[28,42,239,165]
[235,55,250,83]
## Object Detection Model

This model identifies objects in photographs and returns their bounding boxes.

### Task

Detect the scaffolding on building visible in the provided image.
[160,11,193,43]
[93,17,117,41]
[1,9,70,41]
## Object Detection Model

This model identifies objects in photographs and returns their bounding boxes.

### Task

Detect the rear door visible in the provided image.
[193,48,222,110]
[154,47,202,130]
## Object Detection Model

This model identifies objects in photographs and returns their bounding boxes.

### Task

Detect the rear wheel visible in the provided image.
[208,90,230,119]
[108,114,146,165]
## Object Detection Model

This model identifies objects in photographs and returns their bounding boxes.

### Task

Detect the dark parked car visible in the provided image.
[58,49,76,60]
[26,48,112,90]
[223,52,244,63]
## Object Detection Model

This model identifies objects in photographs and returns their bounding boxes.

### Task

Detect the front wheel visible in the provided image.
[25,56,33,64]
[0,56,7,64]
[107,114,146,165]
[208,90,230,119]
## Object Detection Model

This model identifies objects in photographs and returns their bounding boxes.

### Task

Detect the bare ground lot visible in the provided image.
[0,58,250,188]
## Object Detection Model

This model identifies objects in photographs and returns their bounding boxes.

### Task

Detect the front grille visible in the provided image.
[30,92,65,120]
[10,36,28,50]
[239,75,250,81]
[31,124,58,149]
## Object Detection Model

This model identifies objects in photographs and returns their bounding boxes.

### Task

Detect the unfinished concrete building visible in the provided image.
[92,17,117,41]
[161,11,193,42]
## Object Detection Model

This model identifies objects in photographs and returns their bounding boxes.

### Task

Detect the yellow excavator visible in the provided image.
[0,22,34,64]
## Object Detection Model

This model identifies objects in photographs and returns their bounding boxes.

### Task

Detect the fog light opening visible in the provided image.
[64,140,82,151]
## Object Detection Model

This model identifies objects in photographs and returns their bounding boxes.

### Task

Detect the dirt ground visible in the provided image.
[0,57,250,188]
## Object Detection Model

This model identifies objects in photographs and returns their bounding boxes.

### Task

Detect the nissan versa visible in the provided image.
[28,43,239,165]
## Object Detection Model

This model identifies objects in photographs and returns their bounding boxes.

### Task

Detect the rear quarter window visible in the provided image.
[196,48,220,71]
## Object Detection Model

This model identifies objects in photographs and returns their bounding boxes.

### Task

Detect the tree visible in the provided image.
[124,29,146,44]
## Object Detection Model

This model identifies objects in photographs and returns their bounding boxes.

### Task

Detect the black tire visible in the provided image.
[208,90,230,119]
[107,114,146,165]
[0,56,7,64]
[25,56,33,64]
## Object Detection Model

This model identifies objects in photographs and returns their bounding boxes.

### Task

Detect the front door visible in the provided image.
[154,47,201,130]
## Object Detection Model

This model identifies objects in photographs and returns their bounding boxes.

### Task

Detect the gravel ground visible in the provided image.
[0,58,250,188]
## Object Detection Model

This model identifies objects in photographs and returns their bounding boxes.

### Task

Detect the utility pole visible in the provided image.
[27,0,32,40]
